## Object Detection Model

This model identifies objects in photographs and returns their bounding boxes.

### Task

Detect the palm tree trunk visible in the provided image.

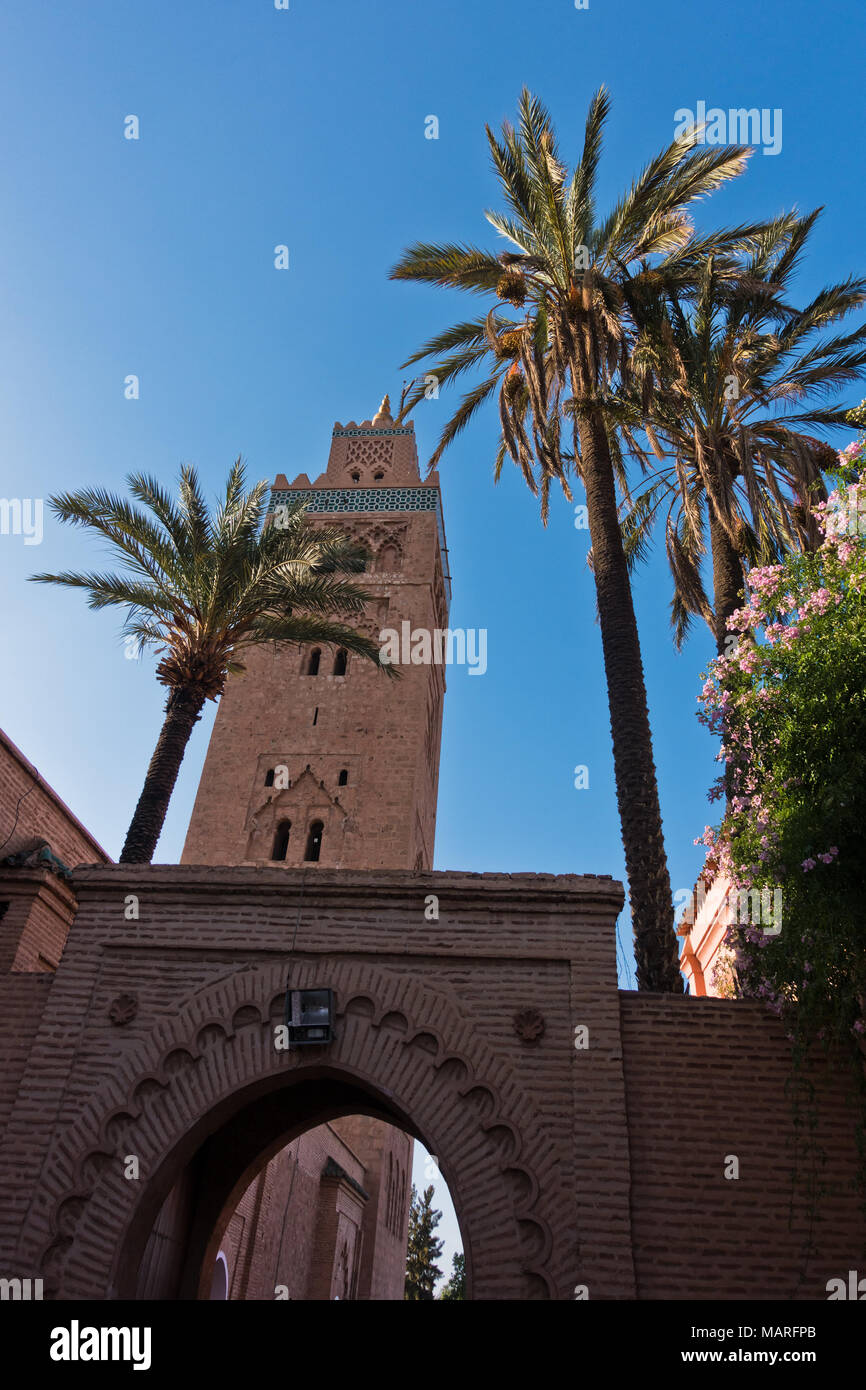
[578,410,683,993]
[119,687,205,863]
[709,507,745,657]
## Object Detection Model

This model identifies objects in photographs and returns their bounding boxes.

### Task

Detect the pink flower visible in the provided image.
[727,607,754,633]
[802,587,833,617]
[801,858,817,872]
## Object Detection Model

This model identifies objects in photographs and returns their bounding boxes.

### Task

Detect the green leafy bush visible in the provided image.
[697,438,866,1061]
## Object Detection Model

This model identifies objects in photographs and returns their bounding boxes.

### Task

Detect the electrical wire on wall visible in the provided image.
[0,780,37,857]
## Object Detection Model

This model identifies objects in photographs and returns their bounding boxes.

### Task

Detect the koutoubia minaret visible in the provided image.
[174,396,451,1299]
[182,395,450,872]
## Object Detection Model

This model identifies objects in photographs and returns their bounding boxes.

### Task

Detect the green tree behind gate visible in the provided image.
[404,1184,444,1300]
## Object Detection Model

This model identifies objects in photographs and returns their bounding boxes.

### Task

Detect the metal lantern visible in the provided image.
[284,987,334,1046]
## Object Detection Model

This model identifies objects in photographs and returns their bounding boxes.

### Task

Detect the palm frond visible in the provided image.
[389,242,504,294]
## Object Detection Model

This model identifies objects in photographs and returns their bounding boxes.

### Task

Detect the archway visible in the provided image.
[129,1071,465,1300]
[31,958,560,1301]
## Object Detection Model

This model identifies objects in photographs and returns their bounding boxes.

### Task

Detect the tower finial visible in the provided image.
[372,394,393,426]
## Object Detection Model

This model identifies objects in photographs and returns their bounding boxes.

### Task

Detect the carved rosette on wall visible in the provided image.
[513,1008,545,1044]
[108,994,138,1026]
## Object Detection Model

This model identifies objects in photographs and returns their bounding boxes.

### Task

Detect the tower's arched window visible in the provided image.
[333,648,348,677]
[378,542,400,573]
[264,768,275,787]
[350,470,361,482]
[306,648,321,676]
[373,470,385,481]
[304,820,323,862]
[338,769,348,787]
[271,820,291,861]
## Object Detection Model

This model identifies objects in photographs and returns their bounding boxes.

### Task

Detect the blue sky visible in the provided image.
[1,0,863,1281]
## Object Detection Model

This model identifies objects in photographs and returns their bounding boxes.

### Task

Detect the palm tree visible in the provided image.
[31,460,391,863]
[390,87,754,992]
[621,213,866,652]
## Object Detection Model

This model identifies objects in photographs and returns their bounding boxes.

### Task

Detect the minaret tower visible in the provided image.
[181,396,450,871]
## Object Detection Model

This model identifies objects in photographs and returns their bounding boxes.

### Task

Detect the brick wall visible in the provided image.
[0,975,52,1134]
[217,1125,370,1300]
[621,992,866,1299]
[0,867,627,1300]
[0,727,110,972]
[330,1115,412,1300]
[0,871,80,972]
[0,728,109,868]
[2,858,864,1301]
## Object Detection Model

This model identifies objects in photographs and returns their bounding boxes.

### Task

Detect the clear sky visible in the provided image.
[1,1,863,1274]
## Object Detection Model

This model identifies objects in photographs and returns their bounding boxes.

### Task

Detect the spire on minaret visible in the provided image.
[372,394,393,427]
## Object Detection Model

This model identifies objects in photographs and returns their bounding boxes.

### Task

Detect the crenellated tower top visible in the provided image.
[273,395,431,492]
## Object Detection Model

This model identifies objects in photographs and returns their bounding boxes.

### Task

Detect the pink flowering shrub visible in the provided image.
[697,439,866,1054]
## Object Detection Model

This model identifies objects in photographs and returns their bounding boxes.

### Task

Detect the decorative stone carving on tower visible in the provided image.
[181,400,450,872]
